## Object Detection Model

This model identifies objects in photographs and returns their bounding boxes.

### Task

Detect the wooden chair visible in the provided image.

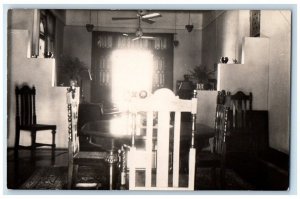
[77,103,104,151]
[66,86,107,189]
[15,85,56,156]
[196,90,230,189]
[227,91,256,154]
[229,91,252,129]
[119,88,197,190]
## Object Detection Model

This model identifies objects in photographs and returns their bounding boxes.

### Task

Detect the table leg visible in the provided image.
[105,149,119,190]
[119,145,127,189]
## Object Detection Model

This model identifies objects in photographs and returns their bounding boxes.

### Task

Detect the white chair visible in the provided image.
[120,88,197,190]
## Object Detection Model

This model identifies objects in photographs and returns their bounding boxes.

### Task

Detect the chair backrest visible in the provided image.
[77,103,103,133]
[228,91,253,129]
[127,88,197,190]
[15,85,37,127]
[213,90,230,155]
[66,86,80,156]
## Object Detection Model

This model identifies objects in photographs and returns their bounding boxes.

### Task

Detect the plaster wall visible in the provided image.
[204,10,291,154]
[217,37,269,110]
[196,91,218,128]
[7,30,69,148]
[261,10,291,153]
[7,9,34,31]
[201,10,250,77]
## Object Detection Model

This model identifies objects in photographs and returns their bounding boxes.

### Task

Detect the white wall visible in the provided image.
[173,29,202,90]
[261,10,291,153]
[203,10,291,153]
[63,26,92,100]
[7,30,69,148]
[201,10,250,78]
[217,37,270,110]
[196,91,218,128]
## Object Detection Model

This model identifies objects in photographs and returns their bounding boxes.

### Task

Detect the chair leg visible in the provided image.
[220,167,225,189]
[14,127,20,152]
[68,161,74,189]
[52,129,56,149]
[67,163,79,189]
[29,130,37,163]
[73,164,79,187]
[31,130,37,150]
[211,167,217,188]
[220,159,226,189]
[51,129,56,164]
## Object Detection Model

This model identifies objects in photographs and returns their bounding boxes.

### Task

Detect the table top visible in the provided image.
[81,117,215,140]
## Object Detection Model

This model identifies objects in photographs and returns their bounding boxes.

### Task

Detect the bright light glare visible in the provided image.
[111,49,153,111]
[109,114,132,136]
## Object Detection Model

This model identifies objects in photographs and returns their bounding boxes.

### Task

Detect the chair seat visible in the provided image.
[20,124,56,131]
[73,151,107,165]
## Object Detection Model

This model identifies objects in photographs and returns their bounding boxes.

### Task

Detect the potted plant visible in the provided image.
[189,65,209,90]
[59,56,88,86]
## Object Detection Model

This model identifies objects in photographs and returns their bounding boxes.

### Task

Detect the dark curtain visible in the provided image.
[91,31,174,107]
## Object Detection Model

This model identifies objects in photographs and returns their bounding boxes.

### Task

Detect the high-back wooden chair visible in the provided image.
[196,90,230,188]
[229,91,252,129]
[120,88,197,190]
[77,103,103,150]
[15,85,56,156]
[66,86,107,189]
[227,91,257,155]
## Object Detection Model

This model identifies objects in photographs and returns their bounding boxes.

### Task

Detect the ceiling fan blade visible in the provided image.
[132,37,140,41]
[141,36,155,40]
[112,17,138,20]
[141,18,155,24]
[142,13,162,19]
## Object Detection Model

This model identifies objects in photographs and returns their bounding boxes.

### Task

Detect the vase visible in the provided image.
[220,57,229,64]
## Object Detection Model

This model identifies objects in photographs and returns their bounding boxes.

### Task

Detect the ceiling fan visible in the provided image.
[112,10,162,24]
[113,10,161,40]
[131,17,156,41]
[118,12,160,41]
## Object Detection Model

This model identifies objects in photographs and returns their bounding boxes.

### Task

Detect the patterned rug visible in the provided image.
[20,166,254,190]
[20,166,68,190]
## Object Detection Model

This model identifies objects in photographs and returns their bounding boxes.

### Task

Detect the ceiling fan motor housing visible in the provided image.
[136,28,143,37]
[137,10,147,16]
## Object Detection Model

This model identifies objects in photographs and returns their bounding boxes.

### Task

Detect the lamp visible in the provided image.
[86,10,94,32]
[31,9,40,58]
[79,69,92,103]
[44,12,55,58]
[173,12,179,47]
[185,12,194,32]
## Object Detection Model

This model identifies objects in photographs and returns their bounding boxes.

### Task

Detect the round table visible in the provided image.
[81,117,215,189]
[81,116,131,190]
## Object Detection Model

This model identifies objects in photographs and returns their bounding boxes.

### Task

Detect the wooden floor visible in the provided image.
[7,148,68,189]
[6,148,289,190]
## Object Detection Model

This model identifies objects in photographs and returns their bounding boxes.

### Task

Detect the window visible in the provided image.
[91,31,174,108]
[250,10,261,37]
[111,49,153,110]
[38,10,56,58]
